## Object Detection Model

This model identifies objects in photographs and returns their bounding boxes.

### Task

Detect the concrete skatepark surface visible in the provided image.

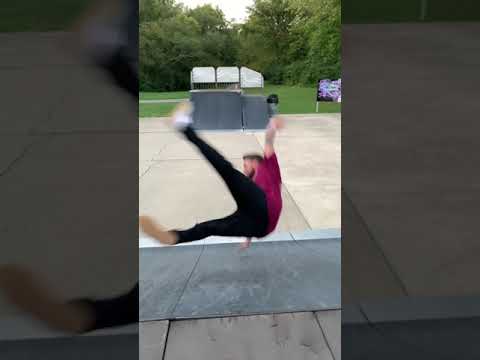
[343,22,480,302]
[138,114,341,358]
[140,238,340,320]
[342,22,480,358]
[0,312,340,360]
[139,114,341,231]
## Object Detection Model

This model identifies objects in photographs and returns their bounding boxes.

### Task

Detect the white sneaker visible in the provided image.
[171,102,194,130]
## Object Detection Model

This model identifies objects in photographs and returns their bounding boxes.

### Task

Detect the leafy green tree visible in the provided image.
[187,4,226,33]
[239,0,296,83]
[139,0,340,91]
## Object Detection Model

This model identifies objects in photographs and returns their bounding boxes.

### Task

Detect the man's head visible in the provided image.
[243,153,264,178]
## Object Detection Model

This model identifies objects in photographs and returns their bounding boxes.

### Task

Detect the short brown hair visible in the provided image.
[242,153,264,163]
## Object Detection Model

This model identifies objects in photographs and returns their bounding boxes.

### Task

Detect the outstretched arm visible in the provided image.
[264,116,285,158]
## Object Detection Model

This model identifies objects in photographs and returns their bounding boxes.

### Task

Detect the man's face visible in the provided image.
[243,159,256,178]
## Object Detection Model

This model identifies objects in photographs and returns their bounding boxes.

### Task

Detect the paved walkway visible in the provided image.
[139,114,341,234]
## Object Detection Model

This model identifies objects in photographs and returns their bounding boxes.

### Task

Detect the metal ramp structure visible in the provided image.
[189,66,268,130]
[189,90,270,130]
[190,90,244,130]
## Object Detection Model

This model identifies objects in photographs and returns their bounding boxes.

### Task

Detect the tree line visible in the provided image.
[140,0,340,91]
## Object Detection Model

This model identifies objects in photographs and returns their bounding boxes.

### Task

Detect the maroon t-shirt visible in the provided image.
[253,153,283,235]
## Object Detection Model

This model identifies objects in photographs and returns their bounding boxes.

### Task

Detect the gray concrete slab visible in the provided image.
[286,183,340,229]
[0,334,138,360]
[265,115,340,140]
[140,246,204,320]
[277,185,312,231]
[360,295,480,324]
[139,117,171,133]
[139,161,153,178]
[138,159,237,230]
[292,228,341,241]
[0,135,33,174]
[371,317,480,359]
[154,132,262,161]
[292,238,340,266]
[0,32,80,67]
[341,304,368,325]
[1,33,133,135]
[0,314,137,340]
[164,312,334,360]
[139,132,177,161]
[140,321,169,360]
[43,68,136,132]
[342,194,406,304]
[0,68,66,133]
[343,23,480,298]
[315,310,341,360]
[139,239,340,320]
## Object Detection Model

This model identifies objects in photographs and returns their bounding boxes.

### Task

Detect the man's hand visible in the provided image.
[264,116,285,158]
[269,116,285,131]
[239,238,252,250]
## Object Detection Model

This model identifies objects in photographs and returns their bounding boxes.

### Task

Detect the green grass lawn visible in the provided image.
[1,1,93,32]
[245,84,340,114]
[139,84,341,117]
[140,91,190,100]
[140,103,178,118]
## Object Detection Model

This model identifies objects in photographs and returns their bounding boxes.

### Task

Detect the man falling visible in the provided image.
[140,101,284,249]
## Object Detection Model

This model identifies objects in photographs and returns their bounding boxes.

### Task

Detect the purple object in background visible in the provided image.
[317,79,341,102]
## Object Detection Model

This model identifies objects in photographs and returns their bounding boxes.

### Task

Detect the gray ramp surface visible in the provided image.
[242,95,269,130]
[190,91,243,130]
[0,334,138,360]
[140,238,340,321]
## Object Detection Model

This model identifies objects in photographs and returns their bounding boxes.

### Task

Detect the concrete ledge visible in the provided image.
[360,295,480,324]
[140,229,341,248]
[291,228,341,241]
[342,305,368,325]
[0,333,138,360]
[0,315,138,341]
[140,239,340,320]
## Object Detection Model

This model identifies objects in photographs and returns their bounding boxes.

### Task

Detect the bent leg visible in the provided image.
[182,126,266,211]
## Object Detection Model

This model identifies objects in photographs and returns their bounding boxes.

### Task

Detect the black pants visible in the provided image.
[175,127,269,243]
[70,283,138,332]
